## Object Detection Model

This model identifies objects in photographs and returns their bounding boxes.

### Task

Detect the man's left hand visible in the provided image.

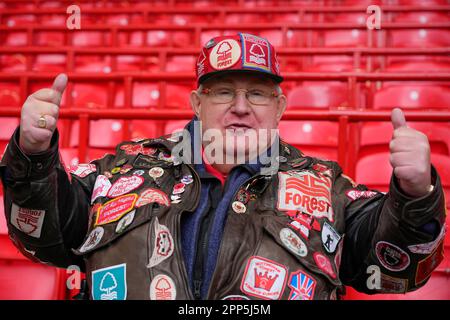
[389,108,432,197]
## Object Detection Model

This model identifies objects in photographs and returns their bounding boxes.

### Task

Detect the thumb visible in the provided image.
[51,73,68,104]
[391,107,407,130]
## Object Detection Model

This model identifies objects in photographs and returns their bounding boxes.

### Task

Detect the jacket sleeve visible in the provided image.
[0,128,101,270]
[336,162,446,294]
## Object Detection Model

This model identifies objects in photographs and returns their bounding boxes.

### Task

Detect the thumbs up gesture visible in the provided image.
[390,108,432,197]
[19,73,68,154]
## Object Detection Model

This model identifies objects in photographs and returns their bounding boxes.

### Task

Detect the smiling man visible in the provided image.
[0,33,446,300]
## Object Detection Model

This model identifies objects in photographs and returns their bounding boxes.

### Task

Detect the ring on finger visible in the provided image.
[37,115,47,129]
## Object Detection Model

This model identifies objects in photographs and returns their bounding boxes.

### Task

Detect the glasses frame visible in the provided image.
[200,87,280,106]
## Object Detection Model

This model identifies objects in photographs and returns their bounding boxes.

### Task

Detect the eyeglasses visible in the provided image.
[201,87,279,106]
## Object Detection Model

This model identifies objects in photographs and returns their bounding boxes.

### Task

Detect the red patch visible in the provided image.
[240,256,288,300]
[120,144,156,156]
[415,241,444,285]
[107,175,144,198]
[96,194,137,226]
[313,252,336,279]
[136,188,170,207]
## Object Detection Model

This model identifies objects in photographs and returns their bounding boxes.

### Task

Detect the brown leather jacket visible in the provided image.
[0,127,446,300]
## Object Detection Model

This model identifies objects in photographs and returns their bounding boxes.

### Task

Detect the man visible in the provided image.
[0,33,446,300]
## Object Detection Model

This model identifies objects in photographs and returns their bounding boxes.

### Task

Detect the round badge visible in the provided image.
[79,227,104,253]
[111,167,121,174]
[209,39,241,70]
[149,167,164,179]
[150,274,176,300]
[158,153,173,162]
[280,228,308,257]
[172,182,186,195]
[236,189,250,204]
[115,210,136,234]
[170,194,181,201]
[181,175,193,185]
[232,201,246,214]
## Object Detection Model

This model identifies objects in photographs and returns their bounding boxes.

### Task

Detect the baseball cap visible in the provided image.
[196,33,283,86]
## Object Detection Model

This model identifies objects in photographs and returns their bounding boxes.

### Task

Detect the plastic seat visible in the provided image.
[389,30,450,48]
[0,260,67,300]
[287,85,349,109]
[115,82,159,108]
[0,83,21,107]
[59,147,113,166]
[0,54,27,72]
[359,122,450,158]
[324,29,367,47]
[69,119,125,149]
[35,32,65,47]
[279,121,339,161]
[385,61,450,73]
[394,12,450,24]
[3,32,27,46]
[73,32,110,47]
[33,54,66,72]
[72,84,109,108]
[398,0,448,5]
[373,86,450,110]
[166,56,196,72]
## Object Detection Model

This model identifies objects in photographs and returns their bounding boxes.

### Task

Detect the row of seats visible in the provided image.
[1,81,448,109]
[2,28,449,48]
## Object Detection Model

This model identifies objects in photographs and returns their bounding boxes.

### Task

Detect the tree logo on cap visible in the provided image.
[209,39,241,70]
[249,44,266,65]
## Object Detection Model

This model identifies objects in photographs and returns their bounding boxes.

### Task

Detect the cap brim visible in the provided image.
[198,69,283,86]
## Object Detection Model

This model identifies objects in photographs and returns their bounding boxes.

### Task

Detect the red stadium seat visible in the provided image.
[166,56,196,72]
[35,32,65,47]
[385,61,450,73]
[69,119,125,149]
[279,121,338,161]
[33,54,66,72]
[115,82,159,108]
[394,12,450,24]
[389,29,450,48]
[287,85,349,109]
[73,31,111,47]
[163,120,190,135]
[373,86,450,110]
[0,83,21,107]
[359,122,450,157]
[0,54,27,72]
[129,120,159,141]
[72,83,109,108]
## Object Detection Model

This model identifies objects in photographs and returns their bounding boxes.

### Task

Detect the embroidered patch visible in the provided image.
[408,225,446,254]
[345,189,378,201]
[209,38,241,70]
[107,175,144,198]
[279,228,307,257]
[321,222,341,254]
[95,194,137,226]
[136,188,170,207]
[379,273,408,293]
[313,252,336,279]
[149,274,176,300]
[240,33,271,72]
[375,241,411,272]
[91,175,112,204]
[10,203,45,238]
[69,163,96,178]
[120,144,156,156]
[277,171,333,222]
[115,210,135,234]
[92,264,127,300]
[240,256,288,300]
[287,270,317,300]
[415,241,444,285]
[79,226,104,253]
[147,217,174,268]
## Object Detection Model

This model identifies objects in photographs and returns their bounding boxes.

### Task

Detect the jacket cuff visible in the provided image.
[387,165,445,228]
[0,127,60,180]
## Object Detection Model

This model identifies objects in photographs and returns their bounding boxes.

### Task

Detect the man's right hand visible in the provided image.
[19,73,68,154]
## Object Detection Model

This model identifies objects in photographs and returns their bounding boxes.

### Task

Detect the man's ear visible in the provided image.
[190,90,202,118]
[275,94,287,123]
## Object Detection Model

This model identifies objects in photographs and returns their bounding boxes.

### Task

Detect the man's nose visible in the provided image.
[230,91,251,115]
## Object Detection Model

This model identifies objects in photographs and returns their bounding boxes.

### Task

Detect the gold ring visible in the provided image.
[37,115,47,129]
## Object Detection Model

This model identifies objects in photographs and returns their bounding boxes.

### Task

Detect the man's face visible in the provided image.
[190,73,287,163]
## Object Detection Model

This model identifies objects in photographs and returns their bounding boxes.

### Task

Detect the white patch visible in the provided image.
[147,218,174,268]
[408,225,446,254]
[209,39,241,70]
[149,274,176,300]
[79,226,104,253]
[10,204,45,238]
[240,256,288,300]
[289,220,309,239]
[321,222,341,254]
[91,175,112,204]
[277,171,334,222]
[346,189,378,201]
[69,163,96,178]
[280,228,307,257]
[107,175,144,198]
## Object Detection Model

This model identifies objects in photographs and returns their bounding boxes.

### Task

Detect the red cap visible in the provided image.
[196,33,283,86]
